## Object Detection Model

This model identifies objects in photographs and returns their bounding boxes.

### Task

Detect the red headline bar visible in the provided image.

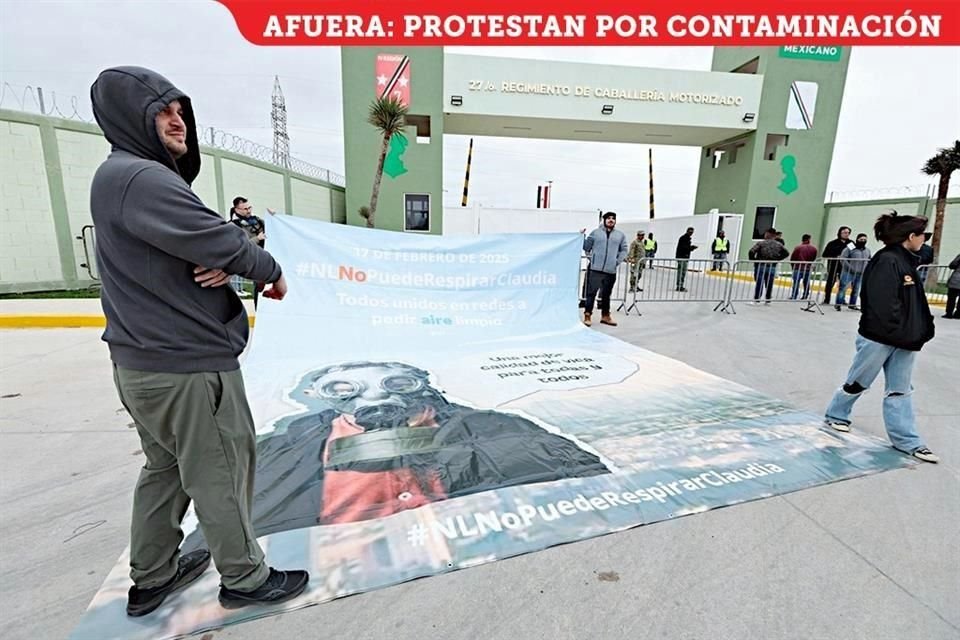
[215,0,960,45]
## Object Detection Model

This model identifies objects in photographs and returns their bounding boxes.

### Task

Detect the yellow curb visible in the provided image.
[705,269,826,290]
[0,315,257,329]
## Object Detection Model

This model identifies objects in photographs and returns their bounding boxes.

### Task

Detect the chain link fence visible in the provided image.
[827,184,937,203]
[194,125,344,186]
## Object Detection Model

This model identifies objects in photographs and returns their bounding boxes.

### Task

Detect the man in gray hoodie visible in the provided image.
[581,211,628,327]
[90,66,307,616]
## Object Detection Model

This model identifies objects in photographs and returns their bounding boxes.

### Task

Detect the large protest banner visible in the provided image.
[71,215,910,639]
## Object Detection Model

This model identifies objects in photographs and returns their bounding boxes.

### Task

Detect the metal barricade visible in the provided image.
[578,258,629,314]
[76,224,99,281]
[577,255,959,319]
[722,260,825,314]
[921,264,954,310]
[815,257,870,312]
[619,258,732,315]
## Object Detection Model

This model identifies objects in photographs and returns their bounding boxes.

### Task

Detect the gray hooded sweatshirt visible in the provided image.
[90,67,282,373]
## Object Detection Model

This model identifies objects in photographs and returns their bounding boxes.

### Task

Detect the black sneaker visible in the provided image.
[848,305,860,311]
[218,567,310,610]
[835,304,842,311]
[127,549,211,617]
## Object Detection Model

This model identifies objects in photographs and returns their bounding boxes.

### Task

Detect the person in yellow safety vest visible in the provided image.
[626,230,646,293]
[643,233,658,269]
[711,230,730,272]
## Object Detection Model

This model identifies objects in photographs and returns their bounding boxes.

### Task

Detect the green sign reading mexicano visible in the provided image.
[779,46,842,61]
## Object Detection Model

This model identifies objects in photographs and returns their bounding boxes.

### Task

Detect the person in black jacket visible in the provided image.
[821,226,853,305]
[674,227,698,291]
[945,254,960,319]
[917,232,934,281]
[229,196,273,308]
[824,213,938,463]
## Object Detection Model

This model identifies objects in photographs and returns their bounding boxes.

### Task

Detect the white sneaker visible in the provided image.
[825,419,850,433]
[911,447,940,463]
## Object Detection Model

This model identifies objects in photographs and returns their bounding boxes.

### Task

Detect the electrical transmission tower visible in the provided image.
[271,76,290,168]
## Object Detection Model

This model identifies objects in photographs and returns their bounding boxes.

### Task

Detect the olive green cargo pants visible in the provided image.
[113,365,269,591]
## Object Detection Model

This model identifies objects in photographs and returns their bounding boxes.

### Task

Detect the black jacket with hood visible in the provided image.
[858,244,935,351]
[822,237,853,260]
[90,67,282,373]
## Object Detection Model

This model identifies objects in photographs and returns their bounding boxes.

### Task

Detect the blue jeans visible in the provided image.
[837,272,863,305]
[824,335,924,453]
[791,269,811,299]
[753,264,776,300]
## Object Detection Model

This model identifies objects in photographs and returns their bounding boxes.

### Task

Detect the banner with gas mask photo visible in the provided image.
[71,215,911,640]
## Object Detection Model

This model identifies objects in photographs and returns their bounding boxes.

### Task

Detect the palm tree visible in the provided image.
[361,96,407,228]
[921,140,960,265]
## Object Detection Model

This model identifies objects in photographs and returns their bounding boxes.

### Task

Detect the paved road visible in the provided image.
[1,301,957,640]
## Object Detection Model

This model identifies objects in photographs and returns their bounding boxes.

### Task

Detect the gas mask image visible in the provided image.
[304,363,445,431]
[183,360,609,551]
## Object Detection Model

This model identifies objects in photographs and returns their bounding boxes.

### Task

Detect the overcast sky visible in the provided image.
[2,0,958,219]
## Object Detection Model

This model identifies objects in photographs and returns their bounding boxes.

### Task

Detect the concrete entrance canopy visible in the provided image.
[442,54,763,147]
[342,47,849,247]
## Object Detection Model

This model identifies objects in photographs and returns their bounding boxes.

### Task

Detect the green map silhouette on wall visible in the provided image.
[384,132,409,179]
[778,155,798,195]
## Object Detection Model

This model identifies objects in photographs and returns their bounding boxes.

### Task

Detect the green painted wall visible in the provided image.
[693,131,754,222]
[695,47,851,259]
[921,198,960,264]
[0,119,64,285]
[341,48,444,234]
[0,109,345,294]
[822,196,960,263]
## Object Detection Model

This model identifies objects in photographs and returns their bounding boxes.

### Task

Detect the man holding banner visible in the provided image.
[581,212,628,326]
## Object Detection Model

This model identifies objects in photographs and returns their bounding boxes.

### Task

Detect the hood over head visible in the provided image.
[90,66,200,184]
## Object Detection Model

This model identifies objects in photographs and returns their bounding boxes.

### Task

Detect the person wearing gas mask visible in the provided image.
[183,361,609,547]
